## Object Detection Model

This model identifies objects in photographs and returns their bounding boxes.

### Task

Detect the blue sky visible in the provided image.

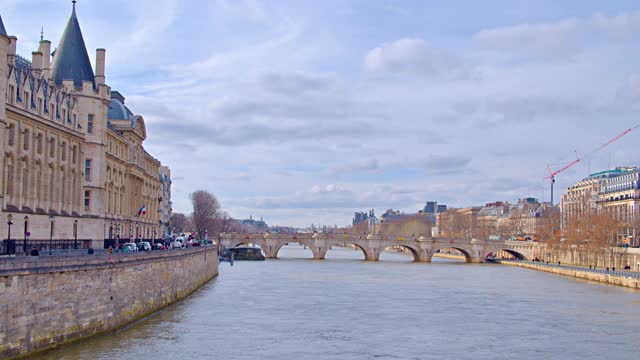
[4,0,640,227]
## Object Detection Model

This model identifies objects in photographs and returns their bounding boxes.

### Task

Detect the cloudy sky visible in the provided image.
[3,0,640,227]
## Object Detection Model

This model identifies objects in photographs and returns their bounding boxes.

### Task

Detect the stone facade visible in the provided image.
[0,4,170,248]
[0,247,218,359]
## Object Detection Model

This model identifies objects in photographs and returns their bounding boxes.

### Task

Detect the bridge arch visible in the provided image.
[487,248,528,261]
[274,241,315,259]
[431,246,473,263]
[380,244,420,262]
[325,243,369,261]
[231,241,266,250]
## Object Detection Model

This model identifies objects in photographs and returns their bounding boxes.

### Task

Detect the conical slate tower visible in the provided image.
[50,1,95,87]
[0,14,8,37]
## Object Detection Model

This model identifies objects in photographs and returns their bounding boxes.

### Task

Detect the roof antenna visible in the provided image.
[40,26,44,41]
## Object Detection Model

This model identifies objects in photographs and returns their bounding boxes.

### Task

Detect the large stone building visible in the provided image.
[352,209,377,233]
[435,206,481,238]
[560,167,640,246]
[0,4,170,249]
[560,168,624,228]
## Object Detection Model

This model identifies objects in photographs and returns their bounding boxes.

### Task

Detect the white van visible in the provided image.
[171,237,185,249]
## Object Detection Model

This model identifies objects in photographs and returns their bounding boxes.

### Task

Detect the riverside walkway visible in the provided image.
[497,259,640,279]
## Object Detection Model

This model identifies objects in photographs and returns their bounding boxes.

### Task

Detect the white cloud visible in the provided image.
[364,38,469,79]
[8,2,640,227]
[592,10,640,41]
[473,18,583,59]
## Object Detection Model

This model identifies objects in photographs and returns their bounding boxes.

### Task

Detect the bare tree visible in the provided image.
[169,213,188,233]
[191,190,222,240]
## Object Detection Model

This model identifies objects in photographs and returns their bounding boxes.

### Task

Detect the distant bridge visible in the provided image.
[218,233,538,263]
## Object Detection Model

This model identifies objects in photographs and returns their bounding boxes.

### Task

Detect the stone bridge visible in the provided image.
[218,233,537,263]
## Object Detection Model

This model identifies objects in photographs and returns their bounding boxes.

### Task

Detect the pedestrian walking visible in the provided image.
[30,246,39,256]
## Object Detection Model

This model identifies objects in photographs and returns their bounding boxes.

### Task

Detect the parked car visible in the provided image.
[122,243,138,252]
[139,242,151,251]
[171,238,185,249]
[152,242,166,250]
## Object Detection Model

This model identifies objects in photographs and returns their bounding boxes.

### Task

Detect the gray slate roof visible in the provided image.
[0,14,7,37]
[108,91,134,120]
[50,3,95,87]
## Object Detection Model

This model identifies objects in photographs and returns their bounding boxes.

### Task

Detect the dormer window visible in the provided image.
[8,85,15,104]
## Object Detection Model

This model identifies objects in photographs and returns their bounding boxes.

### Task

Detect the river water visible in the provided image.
[34,246,640,360]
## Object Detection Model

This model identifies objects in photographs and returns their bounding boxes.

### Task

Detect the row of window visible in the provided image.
[107,136,126,159]
[6,124,80,163]
[7,84,95,135]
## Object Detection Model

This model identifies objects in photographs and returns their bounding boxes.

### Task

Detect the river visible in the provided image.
[34,245,640,360]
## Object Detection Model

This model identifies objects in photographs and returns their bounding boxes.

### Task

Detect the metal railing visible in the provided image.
[1,239,91,256]
[2,242,218,259]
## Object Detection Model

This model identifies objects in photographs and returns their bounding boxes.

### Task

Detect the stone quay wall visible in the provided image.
[501,260,640,289]
[0,247,218,359]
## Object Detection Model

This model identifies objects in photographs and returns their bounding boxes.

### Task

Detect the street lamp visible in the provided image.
[6,214,13,256]
[73,219,78,250]
[23,216,28,255]
[49,215,55,255]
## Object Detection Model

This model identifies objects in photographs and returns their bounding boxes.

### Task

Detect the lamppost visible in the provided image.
[49,215,55,255]
[6,214,13,256]
[73,219,78,250]
[23,216,29,255]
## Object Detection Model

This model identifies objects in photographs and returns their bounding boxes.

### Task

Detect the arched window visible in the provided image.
[7,124,15,146]
[21,160,28,203]
[5,157,14,198]
[49,166,55,209]
[61,171,66,210]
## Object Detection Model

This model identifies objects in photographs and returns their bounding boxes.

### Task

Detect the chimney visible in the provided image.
[31,51,43,72]
[38,40,51,77]
[8,35,16,55]
[95,48,105,85]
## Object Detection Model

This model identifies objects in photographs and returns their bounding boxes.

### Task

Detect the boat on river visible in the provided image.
[222,246,265,261]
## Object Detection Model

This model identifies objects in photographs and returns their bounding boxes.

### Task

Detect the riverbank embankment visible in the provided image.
[499,260,640,289]
[0,246,218,359]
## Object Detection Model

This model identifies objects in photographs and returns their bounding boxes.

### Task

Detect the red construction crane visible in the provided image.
[545,124,640,205]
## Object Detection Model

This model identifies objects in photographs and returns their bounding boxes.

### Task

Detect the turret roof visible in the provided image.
[50,2,95,87]
[0,14,8,37]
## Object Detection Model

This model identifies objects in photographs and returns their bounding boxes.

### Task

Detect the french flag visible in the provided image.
[138,205,147,216]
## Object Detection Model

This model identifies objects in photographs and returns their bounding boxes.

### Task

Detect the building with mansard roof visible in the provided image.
[0,3,171,250]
